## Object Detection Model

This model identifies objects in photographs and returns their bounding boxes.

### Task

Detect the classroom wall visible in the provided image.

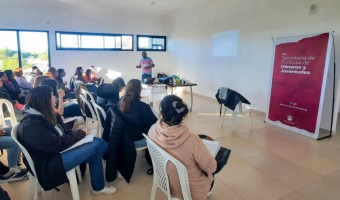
[0,0,175,83]
[165,0,340,112]
[1,0,340,113]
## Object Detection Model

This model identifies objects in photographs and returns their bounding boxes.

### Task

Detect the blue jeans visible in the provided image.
[61,138,108,191]
[141,73,152,83]
[0,128,20,167]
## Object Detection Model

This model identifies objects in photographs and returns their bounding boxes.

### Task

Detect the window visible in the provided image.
[56,31,133,51]
[137,35,166,51]
[0,29,50,71]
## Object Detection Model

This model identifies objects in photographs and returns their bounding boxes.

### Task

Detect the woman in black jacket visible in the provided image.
[17,86,116,195]
[116,79,157,147]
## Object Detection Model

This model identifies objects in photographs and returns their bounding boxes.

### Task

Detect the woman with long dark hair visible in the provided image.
[17,86,117,195]
[74,66,85,82]
[116,79,157,147]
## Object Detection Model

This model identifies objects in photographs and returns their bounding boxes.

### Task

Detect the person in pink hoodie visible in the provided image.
[148,95,217,200]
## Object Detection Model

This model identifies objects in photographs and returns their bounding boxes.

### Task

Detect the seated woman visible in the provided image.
[148,95,217,200]
[83,69,96,84]
[116,79,157,148]
[96,77,125,111]
[33,75,50,88]
[74,66,86,83]
[0,71,25,104]
[48,67,59,80]
[56,68,75,99]
[102,79,156,182]
[17,86,116,195]
[40,78,83,119]
[74,66,97,94]
[14,68,32,90]
[0,79,24,110]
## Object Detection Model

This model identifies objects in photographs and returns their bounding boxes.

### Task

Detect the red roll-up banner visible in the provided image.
[266,33,333,139]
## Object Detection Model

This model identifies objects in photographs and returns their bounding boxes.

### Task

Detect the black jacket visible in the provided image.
[102,106,136,183]
[96,83,120,111]
[18,113,85,190]
[215,88,251,116]
[116,100,157,141]
[0,87,15,105]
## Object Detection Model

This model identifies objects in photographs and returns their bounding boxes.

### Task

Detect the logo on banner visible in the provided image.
[287,115,293,121]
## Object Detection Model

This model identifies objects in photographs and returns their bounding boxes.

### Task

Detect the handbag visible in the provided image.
[198,134,231,174]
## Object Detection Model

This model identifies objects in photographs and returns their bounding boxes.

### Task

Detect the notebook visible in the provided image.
[61,133,95,153]
[63,116,78,124]
[202,139,221,157]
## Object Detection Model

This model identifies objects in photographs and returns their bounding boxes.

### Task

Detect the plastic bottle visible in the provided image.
[169,77,173,86]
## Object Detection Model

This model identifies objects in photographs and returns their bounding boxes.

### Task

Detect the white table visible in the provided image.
[141,84,167,107]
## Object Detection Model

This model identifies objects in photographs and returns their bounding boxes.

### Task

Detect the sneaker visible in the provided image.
[91,186,117,195]
[0,168,28,183]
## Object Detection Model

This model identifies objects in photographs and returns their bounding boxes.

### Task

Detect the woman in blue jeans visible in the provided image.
[0,127,21,168]
[17,86,116,195]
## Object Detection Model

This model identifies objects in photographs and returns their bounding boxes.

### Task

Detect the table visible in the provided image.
[167,83,197,112]
[141,84,167,107]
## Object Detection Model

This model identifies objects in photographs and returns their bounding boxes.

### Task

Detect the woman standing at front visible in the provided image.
[17,86,116,195]
[148,95,217,200]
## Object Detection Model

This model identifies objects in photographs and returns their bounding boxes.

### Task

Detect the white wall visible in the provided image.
[1,0,340,113]
[166,0,340,112]
[0,0,175,83]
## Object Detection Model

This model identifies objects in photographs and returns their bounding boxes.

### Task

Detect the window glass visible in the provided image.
[137,35,166,51]
[0,30,50,71]
[81,35,104,48]
[56,31,133,51]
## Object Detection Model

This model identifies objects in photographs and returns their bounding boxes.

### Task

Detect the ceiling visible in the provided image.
[55,0,190,15]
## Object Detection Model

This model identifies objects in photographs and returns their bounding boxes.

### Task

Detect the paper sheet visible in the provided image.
[202,139,221,157]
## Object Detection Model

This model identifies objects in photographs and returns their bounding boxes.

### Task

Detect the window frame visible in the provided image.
[55,31,134,51]
[0,28,51,68]
[136,35,166,51]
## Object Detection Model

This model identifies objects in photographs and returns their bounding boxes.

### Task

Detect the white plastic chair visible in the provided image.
[90,100,106,138]
[79,95,98,130]
[98,78,104,85]
[81,88,95,103]
[222,102,252,131]
[0,99,18,127]
[143,134,192,200]
[11,123,81,200]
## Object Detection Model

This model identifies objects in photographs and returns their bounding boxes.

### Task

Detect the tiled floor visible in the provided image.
[2,92,340,200]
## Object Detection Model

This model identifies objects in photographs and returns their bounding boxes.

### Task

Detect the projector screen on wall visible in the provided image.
[212,29,240,57]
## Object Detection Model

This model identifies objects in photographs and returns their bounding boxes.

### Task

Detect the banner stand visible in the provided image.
[266,32,337,140]
[318,32,336,140]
